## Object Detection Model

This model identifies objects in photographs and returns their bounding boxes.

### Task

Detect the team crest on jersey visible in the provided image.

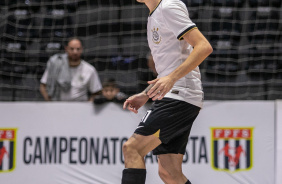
[0,128,17,173]
[211,127,253,173]
[151,27,162,44]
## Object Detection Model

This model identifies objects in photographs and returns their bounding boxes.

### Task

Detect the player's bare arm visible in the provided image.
[123,84,155,113]
[147,28,213,101]
[123,94,147,114]
[123,93,149,114]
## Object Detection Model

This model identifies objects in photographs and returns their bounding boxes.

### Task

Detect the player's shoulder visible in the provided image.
[162,0,187,10]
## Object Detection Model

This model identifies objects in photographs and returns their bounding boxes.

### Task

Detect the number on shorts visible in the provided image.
[141,110,152,123]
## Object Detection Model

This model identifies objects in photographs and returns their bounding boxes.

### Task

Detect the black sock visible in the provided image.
[121,168,146,184]
[185,179,192,184]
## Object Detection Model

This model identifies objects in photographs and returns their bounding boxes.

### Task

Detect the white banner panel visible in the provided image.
[192,101,275,184]
[276,100,282,184]
[0,101,275,184]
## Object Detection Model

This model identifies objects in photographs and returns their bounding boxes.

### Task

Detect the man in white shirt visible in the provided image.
[40,38,102,101]
[122,0,213,183]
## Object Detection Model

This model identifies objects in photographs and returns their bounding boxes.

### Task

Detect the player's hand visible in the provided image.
[147,76,175,101]
[123,93,149,114]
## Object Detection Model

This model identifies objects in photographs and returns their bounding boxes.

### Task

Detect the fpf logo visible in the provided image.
[211,127,253,173]
[0,128,17,173]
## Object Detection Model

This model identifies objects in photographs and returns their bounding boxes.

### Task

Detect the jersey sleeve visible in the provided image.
[162,1,197,40]
[88,67,102,94]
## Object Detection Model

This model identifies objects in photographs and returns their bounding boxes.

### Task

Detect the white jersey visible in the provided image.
[41,54,102,101]
[147,0,203,108]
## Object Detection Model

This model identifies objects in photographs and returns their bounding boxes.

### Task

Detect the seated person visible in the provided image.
[94,78,128,104]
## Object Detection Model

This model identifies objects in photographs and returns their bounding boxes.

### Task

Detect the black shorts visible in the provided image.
[134,98,200,155]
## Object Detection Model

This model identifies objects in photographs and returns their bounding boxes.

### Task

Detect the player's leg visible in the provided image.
[122,133,161,184]
[158,154,191,184]
[153,108,198,184]
[122,98,200,184]
[122,98,166,184]
[123,133,161,168]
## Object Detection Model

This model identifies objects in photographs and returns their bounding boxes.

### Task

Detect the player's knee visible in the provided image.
[158,167,169,181]
[122,142,142,165]
[122,141,138,157]
[158,166,176,181]
[122,141,131,155]
[158,167,181,182]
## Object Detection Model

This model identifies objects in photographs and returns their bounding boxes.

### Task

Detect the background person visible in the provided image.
[94,78,128,104]
[40,38,102,102]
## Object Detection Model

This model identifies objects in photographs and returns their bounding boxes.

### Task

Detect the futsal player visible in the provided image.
[122,0,213,183]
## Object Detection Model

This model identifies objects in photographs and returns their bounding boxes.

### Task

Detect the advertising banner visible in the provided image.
[0,101,275,184]
[276,100,282,184]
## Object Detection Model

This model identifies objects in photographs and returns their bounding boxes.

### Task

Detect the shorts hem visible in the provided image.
[153,151,185,155]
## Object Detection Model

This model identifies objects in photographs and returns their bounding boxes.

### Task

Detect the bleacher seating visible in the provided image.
[248,0,282,7]
[210,0,245,7]
[121,36,149,56]
[183,0,207,7]
[83,36,120,57]
[120,5,148,34]
[247,7,280,49]
[5,8,38,38]
[0,0,281,100]
[41,8,73,38]
[75,5,120,36]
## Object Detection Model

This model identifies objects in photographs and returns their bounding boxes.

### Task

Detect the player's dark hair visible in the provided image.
[102,78,117,88]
